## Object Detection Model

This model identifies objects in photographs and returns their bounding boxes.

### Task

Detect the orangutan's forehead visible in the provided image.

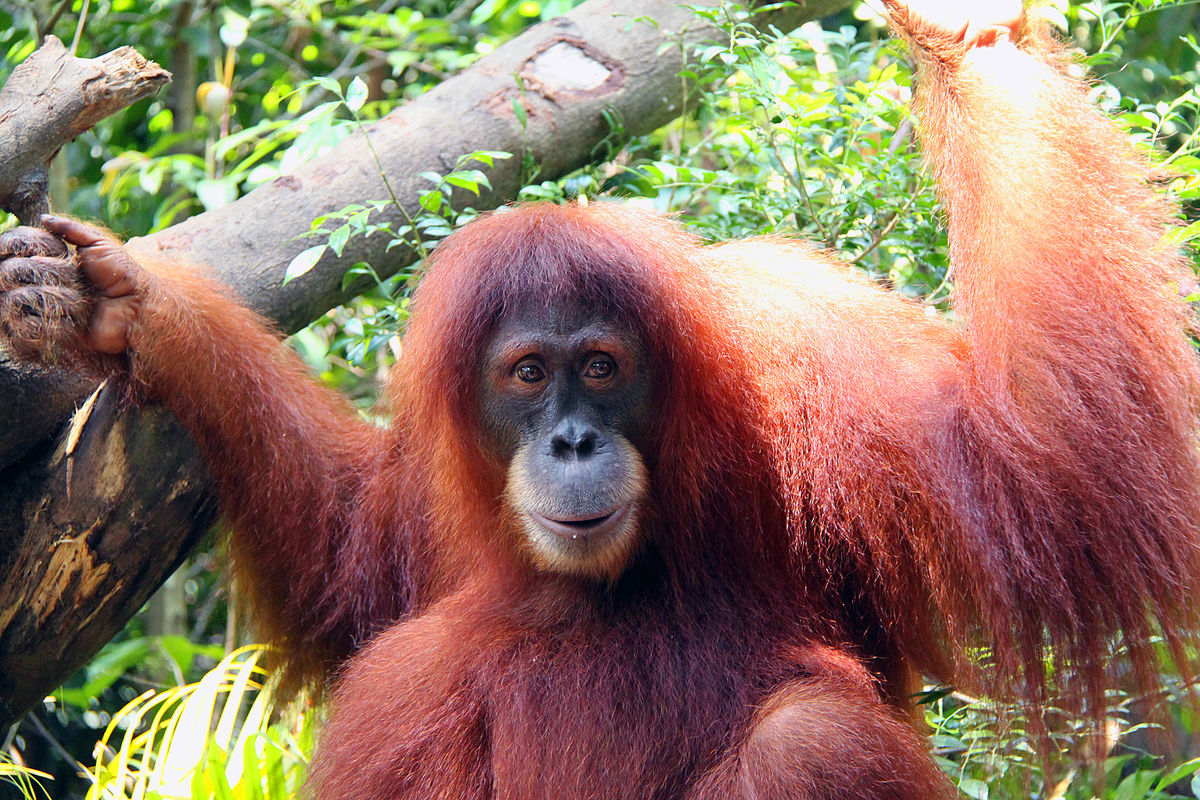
[491,297,617,337]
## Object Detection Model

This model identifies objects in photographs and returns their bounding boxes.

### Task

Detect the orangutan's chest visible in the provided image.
[479,633,758,800]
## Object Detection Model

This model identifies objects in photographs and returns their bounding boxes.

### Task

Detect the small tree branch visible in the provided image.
[0,35,170,224]
[36,0,71,40]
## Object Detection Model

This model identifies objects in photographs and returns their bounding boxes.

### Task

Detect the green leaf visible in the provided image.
[1155,756,1200,790]
[57,639,151,707]
[346,77,368,113]
[445,175,479,192]
[470,0,503,25]
[328,224,352,256]
[1113,766,1160,800]
[205,747,236,800]
[195,178,239,211]
[956,778,988,800]
[446,171,490,193]
[929,734,965,751]
[341,263,373,292]
[311,76,343,98]
[1165,218,1200,247]
[466,150,511,168]
[419,191,443,212]
[283,245,326,285]
[158,635,201,675]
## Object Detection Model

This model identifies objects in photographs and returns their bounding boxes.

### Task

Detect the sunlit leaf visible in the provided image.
[283,245,326,285]
[346,77,369,113]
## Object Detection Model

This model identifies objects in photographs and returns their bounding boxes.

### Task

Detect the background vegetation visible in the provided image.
[0,0,1198,797]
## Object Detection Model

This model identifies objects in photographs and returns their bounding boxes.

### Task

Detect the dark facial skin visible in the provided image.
[479,301,652,577]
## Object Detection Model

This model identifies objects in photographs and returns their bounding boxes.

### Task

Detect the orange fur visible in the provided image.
[96,28,1200,800]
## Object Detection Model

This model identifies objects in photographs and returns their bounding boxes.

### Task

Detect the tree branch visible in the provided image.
[0,35,169,225]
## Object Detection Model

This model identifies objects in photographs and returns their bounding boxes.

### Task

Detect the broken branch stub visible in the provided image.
[0,36,170,224]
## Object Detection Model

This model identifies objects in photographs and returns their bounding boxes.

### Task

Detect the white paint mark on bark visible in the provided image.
[527,43,611,92]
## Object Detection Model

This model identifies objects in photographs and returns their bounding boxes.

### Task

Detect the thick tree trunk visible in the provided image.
[0,0,853,729]
[0,36,179,728]
[0,397,214,727]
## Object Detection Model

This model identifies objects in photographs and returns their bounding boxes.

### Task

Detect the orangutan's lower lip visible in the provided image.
[530,503,631,541]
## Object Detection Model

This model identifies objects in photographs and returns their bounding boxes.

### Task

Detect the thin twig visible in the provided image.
[68,0,90,54]
[188,583,226,642]
[24,712,86,774]
[243,36,305,73]
[36,0,71,39]
[923,264,955,305]
[156,639,186,687]
[767,133,829,244]
[887,118,913,155]
[849,175,927,266]
[446,0,485,25]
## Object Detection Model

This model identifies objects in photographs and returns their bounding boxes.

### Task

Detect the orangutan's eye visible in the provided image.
[515,362,545,383]
[583,356,615,380]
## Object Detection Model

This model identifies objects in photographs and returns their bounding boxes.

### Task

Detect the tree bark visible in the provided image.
[0,397,214,728]
[0,0,853,729]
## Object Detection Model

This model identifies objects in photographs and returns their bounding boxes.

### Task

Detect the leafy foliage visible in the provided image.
[83,647,311,800]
